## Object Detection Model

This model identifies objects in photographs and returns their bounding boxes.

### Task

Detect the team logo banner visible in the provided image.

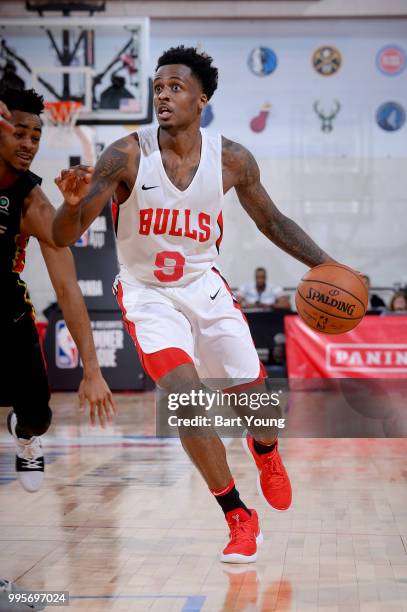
[285,315,407,379]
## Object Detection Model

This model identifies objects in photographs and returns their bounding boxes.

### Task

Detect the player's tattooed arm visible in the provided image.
[222,137,335,268]
[52,135,139,246]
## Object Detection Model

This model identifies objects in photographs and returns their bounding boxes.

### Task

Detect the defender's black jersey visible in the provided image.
[0,170,42,317]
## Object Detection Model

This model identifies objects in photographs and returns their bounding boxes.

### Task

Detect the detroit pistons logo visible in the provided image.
[139,208,211,242]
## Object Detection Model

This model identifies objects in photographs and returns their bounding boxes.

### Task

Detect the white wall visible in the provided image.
[6,17,406,314]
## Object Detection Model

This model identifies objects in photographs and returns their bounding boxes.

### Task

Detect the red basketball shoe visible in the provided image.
[220,508,263,563]
[245,434,292,511]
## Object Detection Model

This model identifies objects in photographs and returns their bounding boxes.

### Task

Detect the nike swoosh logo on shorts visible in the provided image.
[142,184,159,190]
[210,288,221,300]
[13,312,26,323]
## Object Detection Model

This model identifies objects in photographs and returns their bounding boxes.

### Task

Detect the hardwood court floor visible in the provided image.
[0,393,406,611]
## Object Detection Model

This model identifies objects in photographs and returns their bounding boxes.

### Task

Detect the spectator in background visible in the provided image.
[237,267,291,309]
[361,275,386,309]
[388,292,407,313]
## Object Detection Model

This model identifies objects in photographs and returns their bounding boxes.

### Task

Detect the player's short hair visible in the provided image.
[256,267,266,274]
[0,88,44,115]
[156,45,218,100]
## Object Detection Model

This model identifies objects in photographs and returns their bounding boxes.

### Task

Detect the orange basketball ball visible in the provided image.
[295,263,368,334]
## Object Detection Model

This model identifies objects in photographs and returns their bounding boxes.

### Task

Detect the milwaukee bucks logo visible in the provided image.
[313,100,341,132]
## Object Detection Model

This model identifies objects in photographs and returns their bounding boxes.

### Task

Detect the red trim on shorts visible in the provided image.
[210,478,235,496]
[116,281,193,382]
[143,347,194,381]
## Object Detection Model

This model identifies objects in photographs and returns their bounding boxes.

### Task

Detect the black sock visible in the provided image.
[213,483,251,516]
[253,439,277,455]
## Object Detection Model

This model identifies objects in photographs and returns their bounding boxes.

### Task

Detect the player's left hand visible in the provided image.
[78,370,118,428]
[55,165,94,207]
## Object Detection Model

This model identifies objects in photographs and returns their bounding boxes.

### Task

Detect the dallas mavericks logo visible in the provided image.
[376,46,406,76]
[313,100,341,132]
[312,46,342,76]
[0,196,10,215]
[248,47,278,76]
[376,102,406,132]
[56,320,79,368]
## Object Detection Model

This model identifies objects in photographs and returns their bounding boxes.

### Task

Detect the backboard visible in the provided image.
[0,16,152,125]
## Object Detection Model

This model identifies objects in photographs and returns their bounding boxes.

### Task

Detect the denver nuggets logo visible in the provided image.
[312,46,342,76]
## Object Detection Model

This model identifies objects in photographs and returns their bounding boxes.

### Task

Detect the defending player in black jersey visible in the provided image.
[0,90,116,493]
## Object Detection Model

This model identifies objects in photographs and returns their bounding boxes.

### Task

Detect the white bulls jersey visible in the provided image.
[114,126,224,287]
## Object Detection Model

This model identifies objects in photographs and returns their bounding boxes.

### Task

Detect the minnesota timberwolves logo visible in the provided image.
[312,46,342,76]
[376,102,406,132]
[248,47,278,76]
[0,196,10,215]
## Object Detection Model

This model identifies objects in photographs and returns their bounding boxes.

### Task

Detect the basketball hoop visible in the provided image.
[42,100,91,158]
[43,100,82,128]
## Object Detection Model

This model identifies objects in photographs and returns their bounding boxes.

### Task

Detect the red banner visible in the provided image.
[285,315,407,378]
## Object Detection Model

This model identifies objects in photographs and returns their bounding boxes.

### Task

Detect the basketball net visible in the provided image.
[42,101,83,149]
[42,101,94,165]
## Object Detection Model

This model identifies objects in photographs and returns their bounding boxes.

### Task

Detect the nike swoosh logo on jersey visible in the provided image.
[210,288,221,300]
[13,312,26,323]
[142,184,160,190]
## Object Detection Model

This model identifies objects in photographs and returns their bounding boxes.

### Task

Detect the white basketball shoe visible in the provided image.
[7,412,45,493]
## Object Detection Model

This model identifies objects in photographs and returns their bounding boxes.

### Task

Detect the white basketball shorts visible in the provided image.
[115,266,265,384]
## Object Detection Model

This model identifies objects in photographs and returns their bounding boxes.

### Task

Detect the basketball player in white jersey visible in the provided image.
[52,46,335,563]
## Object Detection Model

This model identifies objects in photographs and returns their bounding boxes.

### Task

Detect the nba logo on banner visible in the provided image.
[56,320,79,368]
[376,46,406,76]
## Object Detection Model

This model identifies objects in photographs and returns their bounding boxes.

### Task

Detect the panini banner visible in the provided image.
[285,315,407,378]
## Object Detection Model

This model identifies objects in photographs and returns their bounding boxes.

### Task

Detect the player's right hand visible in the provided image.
[54,164,94,207]
[0,100,15,133]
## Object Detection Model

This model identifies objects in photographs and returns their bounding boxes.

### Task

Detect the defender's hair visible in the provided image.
[156,45,218,100]
[0,88,44,115]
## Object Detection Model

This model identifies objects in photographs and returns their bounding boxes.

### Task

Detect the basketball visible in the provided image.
[295,263,368,334]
